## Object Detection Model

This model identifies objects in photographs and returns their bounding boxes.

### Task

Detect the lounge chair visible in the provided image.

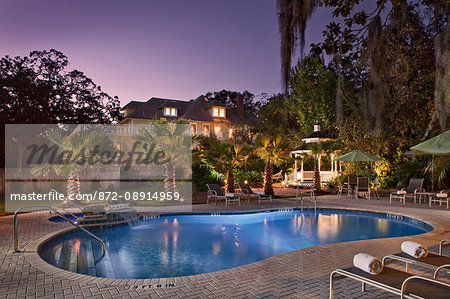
[240,184,272,204]
[390,178,424,204]
[440,238,450,254]
[346,175,357,198]
[237,183,258,203]
[383,239,450,279]
[336,176,348,198]
[429,190,449,209]
[330,265,450,298]
[355,177,370,199]
[206,184,240,206]
[383,252,450,280]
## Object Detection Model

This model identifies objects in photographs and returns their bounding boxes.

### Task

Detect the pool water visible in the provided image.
[39,210,432,279]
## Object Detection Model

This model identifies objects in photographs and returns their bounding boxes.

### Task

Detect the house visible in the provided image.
[119,96,253,140]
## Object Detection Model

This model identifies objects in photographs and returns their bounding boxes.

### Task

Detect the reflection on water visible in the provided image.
[41,210,432,279]
[317,214,339,241]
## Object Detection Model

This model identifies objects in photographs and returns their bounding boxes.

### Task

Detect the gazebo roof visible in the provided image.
[292,143,311,152]
[292,124,334,154]
[302,124,334,143]
[302,130,333,141]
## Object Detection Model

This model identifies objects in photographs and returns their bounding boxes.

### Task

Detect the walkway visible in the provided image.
[1,196,449,298]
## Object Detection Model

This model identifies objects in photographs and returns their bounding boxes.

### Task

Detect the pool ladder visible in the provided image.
[13,205,106,257]
[295,185,318,213]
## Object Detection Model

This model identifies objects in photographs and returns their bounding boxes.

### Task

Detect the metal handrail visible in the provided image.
[48,189,84,220]
[295,185,317,213]
[439,238,450,254]
[14,205,106,257]
[56,206,79,221]
[48,189,84,213]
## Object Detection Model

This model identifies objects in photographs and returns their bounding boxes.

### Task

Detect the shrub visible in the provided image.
[234,169,262,187]
[324,178,338,190]
[192,162,222,193]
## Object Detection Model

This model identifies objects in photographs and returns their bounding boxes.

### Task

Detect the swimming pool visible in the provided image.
[39,209,432,279]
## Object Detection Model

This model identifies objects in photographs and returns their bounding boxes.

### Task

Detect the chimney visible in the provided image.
[236,95,244,120]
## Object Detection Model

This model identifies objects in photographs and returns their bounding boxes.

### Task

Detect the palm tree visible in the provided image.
[32,127,114,197]
[196,136,251,192]
[309,142,338,192]
[255,135,290,196]
[215,143,251,192]
[134,119,191,194]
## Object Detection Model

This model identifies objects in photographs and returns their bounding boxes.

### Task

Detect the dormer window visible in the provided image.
[213,107,225,118]
[164,107,177,116]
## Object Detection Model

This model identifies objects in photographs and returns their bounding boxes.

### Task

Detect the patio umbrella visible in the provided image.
[334,150,382,175]
[411,130,450,155]
[410,129,450,191]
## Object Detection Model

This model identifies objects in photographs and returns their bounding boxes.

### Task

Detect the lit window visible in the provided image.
[164,107,177,116]
[191,124,197,135]
[219,108,225,118]
[116,143,121,157]
[203,125,210,135]
[213,107,219,117]
[214,125,221,134]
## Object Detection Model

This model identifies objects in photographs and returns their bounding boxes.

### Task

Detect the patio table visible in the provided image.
[415,191,435,204]
[344,182,357,198]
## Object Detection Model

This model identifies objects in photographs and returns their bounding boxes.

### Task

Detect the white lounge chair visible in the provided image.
[390,178,424,204]
[206,184,240,206]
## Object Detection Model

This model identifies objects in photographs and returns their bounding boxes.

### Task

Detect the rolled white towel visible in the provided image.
[256,190,265,195]
[225,193,234,198]
[353,253,383,275]
[397,190,407,195]
[437,192,448,198]
[401,241,428,258]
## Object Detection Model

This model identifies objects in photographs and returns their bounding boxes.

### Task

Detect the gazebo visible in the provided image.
[287,124,340,185]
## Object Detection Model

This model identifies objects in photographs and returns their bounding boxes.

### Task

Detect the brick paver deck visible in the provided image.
[1,196,449,298]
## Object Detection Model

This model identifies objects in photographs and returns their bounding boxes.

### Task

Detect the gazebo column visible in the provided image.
[294,159,298,182]
[300,157,304,182]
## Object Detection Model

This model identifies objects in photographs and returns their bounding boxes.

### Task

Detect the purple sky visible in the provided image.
[0,0,334,105]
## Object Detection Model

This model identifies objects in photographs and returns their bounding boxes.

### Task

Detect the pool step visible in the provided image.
[56,236,107,277]
[58,237,72,270]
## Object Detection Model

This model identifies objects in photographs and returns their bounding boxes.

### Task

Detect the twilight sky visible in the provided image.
[0,0,334,105]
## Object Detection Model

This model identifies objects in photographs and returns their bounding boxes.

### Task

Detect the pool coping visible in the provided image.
[23,205,446,287]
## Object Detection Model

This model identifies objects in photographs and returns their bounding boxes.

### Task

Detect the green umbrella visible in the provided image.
[410,129,450,191]
[411,130,450,155]
[335,150,382,175]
